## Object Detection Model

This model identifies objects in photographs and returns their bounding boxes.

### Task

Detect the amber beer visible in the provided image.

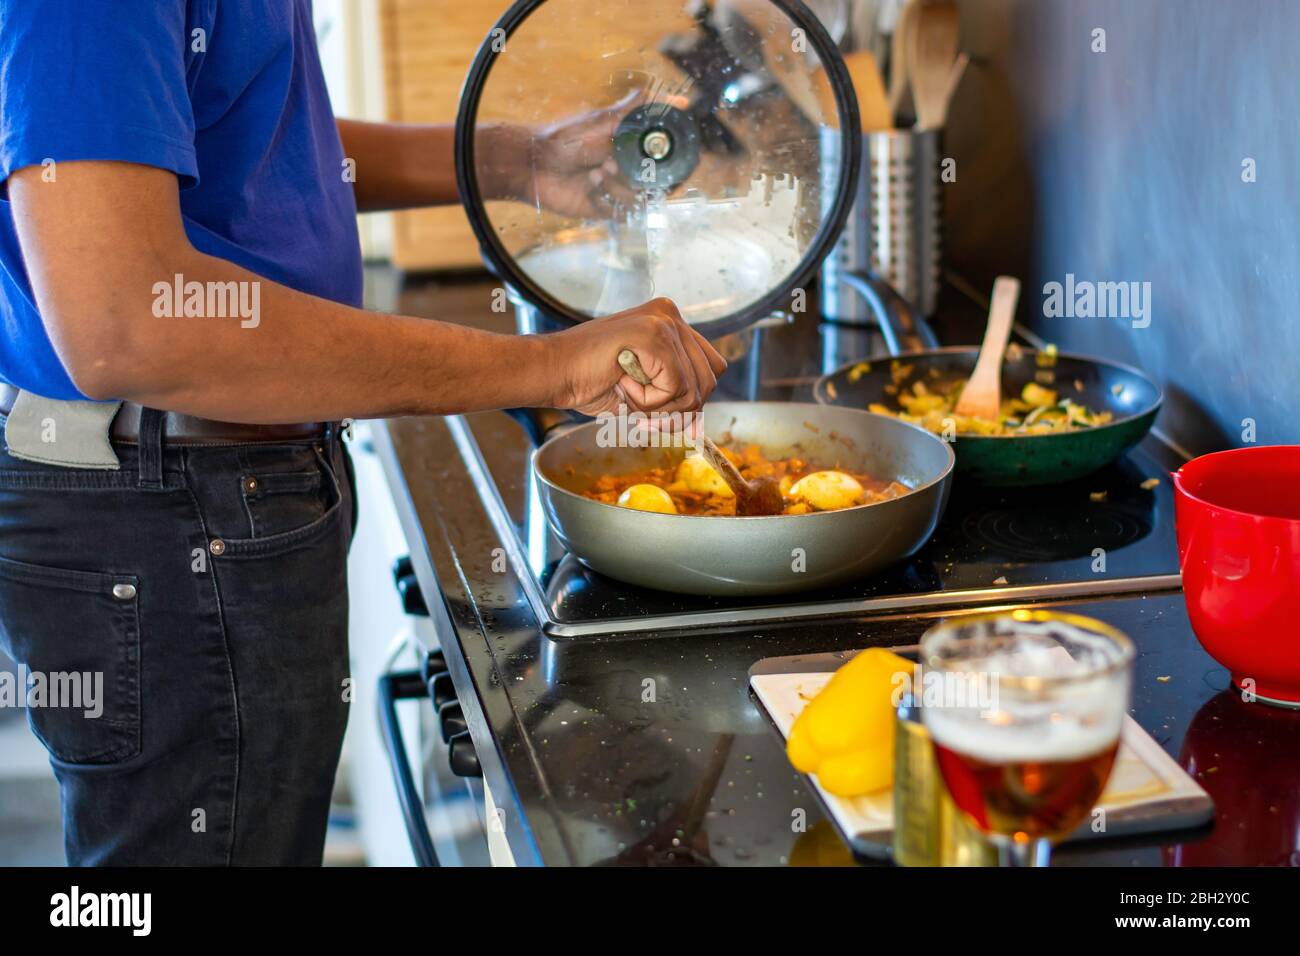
[919,610,1135,866]
[931,738,1120,841]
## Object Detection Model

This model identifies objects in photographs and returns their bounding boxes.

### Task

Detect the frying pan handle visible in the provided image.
[504,407,587,447]
[837,271,940,356]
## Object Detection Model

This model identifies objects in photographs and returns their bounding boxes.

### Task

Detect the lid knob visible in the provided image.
[641,129,673,161]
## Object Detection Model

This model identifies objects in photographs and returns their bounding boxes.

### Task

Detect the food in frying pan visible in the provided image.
[863,361,1114,437]
[585,444,912,516]
[676,455,735,497]
[787,470,867,511]
[616,484,678,515]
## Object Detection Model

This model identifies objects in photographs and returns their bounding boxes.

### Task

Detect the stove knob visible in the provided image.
[391,556,428,617]
[429,672,457,711]
[396,576,428,617]
[448,731,481,778]
[419,651,447,684]
[438,701,468,743]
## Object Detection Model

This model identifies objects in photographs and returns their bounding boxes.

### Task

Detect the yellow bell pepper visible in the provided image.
[785,648,915,797]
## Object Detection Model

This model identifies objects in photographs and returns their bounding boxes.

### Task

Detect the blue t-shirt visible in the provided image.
[0,0,362,400]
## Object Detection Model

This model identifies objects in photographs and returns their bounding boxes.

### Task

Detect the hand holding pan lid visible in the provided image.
[455,0,862,339]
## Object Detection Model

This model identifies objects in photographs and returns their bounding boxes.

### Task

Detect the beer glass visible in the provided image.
[920,610,1135,867]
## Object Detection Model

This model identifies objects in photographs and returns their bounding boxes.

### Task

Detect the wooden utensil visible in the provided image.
[617,349,785,516]
[909,1,962,131]
[617,348,654,388]
[887,0,921,121]
[953,276,1021,421]
[695,436,786,517]
[931,51,970,129]
[814,50,893,131]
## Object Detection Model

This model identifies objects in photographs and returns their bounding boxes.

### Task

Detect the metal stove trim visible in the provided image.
[371,420,550,866]
[539,574,1184,639]
[445,414,555,617]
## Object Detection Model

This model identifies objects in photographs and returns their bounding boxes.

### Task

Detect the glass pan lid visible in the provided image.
[455,0,862,335]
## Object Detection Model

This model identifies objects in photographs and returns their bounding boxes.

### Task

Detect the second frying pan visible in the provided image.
[813,277,1162,486]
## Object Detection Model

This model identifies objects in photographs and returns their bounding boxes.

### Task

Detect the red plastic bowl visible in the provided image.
[1174,445,1300,707]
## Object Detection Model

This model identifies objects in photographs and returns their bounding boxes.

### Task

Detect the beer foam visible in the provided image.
[969,643,1088,679]
[920,621,1130,763]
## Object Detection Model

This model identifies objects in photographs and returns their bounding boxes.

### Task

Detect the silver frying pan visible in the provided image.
[531,401,954,596]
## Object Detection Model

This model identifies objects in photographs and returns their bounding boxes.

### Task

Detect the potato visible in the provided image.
[675,455,735,498]
[1020,382,1058,407]
[788,471,865,511]
[616,484,677,514]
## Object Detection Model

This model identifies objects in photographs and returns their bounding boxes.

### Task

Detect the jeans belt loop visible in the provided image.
[137,407,166,489]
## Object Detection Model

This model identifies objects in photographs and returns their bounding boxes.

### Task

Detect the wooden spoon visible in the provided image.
[953,276,1021,421]
[695,436,786,517]
[930,52,970,130]
[909,1,962,131]
[616,349,785,516]
[887,0,921,121]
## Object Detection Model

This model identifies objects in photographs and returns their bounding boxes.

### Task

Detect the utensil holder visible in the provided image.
[820,129,943,321]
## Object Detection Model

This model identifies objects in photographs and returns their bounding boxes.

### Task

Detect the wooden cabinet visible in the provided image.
[379,0,507,272]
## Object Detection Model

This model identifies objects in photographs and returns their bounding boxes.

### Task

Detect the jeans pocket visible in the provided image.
[241,468,326,538]
[0,553,141,764]
[219,444,348,559]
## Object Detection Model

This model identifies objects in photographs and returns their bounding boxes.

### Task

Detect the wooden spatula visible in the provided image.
[909,0,962,131]
[953,276,1021,422]
[887,0,921,121]
[814,50,893,132]
[617,349,785,517]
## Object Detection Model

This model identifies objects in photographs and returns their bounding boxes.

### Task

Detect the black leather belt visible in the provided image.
[0,384,331,446]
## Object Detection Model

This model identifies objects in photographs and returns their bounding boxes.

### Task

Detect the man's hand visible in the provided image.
[544,298,727,419]
[527,91,643,219]
[485,91,674,220]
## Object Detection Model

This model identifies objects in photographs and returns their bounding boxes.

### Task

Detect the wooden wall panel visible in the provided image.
[380,0,506,272]
[378,0,702,272]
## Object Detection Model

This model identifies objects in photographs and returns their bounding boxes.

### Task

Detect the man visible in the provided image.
[0,1,723,865]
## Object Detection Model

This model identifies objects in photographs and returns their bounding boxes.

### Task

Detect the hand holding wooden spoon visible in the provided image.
[618,349,785,517]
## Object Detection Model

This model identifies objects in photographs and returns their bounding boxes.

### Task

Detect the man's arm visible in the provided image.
[337,94,639,216]
[335,120,460,211]
[10,160,724,424]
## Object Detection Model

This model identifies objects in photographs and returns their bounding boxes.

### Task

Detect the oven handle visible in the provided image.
[377,669,440,868]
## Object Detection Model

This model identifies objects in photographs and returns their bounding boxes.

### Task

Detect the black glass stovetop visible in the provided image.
[456,315,1183,639]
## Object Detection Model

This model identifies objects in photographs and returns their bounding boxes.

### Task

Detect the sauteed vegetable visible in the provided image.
[862,357,1114,437]
[582,444,911,516]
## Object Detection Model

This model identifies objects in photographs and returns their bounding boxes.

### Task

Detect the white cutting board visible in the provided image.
[750,666,1214,861]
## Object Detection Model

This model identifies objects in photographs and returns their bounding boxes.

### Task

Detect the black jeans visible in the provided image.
[0,410,355,865]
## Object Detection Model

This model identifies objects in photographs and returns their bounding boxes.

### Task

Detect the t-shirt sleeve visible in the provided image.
[0,0,198,190]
